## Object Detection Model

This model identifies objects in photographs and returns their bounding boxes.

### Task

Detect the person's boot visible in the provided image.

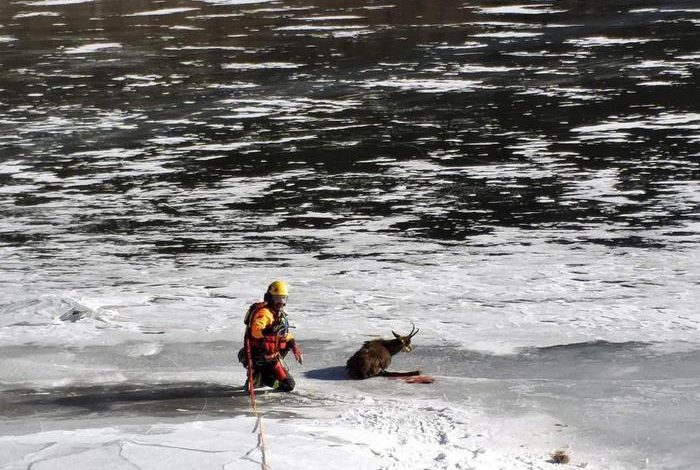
[272,376,295,392]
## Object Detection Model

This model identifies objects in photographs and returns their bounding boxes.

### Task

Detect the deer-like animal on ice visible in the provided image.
[345,325,421,379]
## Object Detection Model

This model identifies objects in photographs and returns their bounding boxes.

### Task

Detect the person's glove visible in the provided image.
[262,324,283,335]
[290,340,303,365]
[262,319,287,336]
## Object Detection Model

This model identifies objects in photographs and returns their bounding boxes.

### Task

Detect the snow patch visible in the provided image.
[566,36,659,47]
[197,0,277,4]
[64,43,122,54]
[222,62,303,69]
[20,0,91,5]
[126,8,199,17]
[363,78,485,93]
[14,11,61,18]
[474,5,567,15]
[471,31,544,38]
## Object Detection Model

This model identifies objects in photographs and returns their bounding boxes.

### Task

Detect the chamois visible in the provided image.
[345,325,421,379]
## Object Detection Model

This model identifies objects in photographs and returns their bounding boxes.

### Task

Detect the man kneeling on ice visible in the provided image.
[238,280,303,392]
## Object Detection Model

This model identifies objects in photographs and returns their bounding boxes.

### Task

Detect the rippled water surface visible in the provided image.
[1,0,698,267]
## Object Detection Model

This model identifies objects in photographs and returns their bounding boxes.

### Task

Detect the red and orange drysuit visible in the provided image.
[241,302,302,392]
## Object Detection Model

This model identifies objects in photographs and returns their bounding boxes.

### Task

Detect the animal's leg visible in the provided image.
[379,370,421,377]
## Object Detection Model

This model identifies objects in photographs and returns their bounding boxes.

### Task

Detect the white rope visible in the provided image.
[245,338,271,470]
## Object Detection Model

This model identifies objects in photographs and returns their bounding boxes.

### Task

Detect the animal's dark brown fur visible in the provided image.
[345,326,420,379]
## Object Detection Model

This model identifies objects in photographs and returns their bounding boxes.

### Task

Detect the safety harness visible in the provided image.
[244,302,289,359]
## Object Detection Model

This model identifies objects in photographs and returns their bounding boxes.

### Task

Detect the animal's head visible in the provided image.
[392,324,420,352]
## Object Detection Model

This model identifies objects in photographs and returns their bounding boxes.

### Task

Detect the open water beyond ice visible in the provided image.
[0,0,699,469]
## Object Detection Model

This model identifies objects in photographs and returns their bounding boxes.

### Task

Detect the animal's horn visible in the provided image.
[408,323,420,338]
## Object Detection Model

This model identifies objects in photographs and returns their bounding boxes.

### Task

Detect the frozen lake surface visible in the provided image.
[1,0,698,468]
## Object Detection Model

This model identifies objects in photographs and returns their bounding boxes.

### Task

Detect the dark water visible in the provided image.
[0,0,698,265]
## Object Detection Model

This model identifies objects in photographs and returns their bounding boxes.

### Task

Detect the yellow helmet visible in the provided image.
[267,280,288,296]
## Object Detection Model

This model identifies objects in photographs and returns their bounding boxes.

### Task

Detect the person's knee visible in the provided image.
[274,376,295,392]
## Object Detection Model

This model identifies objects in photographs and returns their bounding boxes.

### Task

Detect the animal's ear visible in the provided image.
[392,331,400,339]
